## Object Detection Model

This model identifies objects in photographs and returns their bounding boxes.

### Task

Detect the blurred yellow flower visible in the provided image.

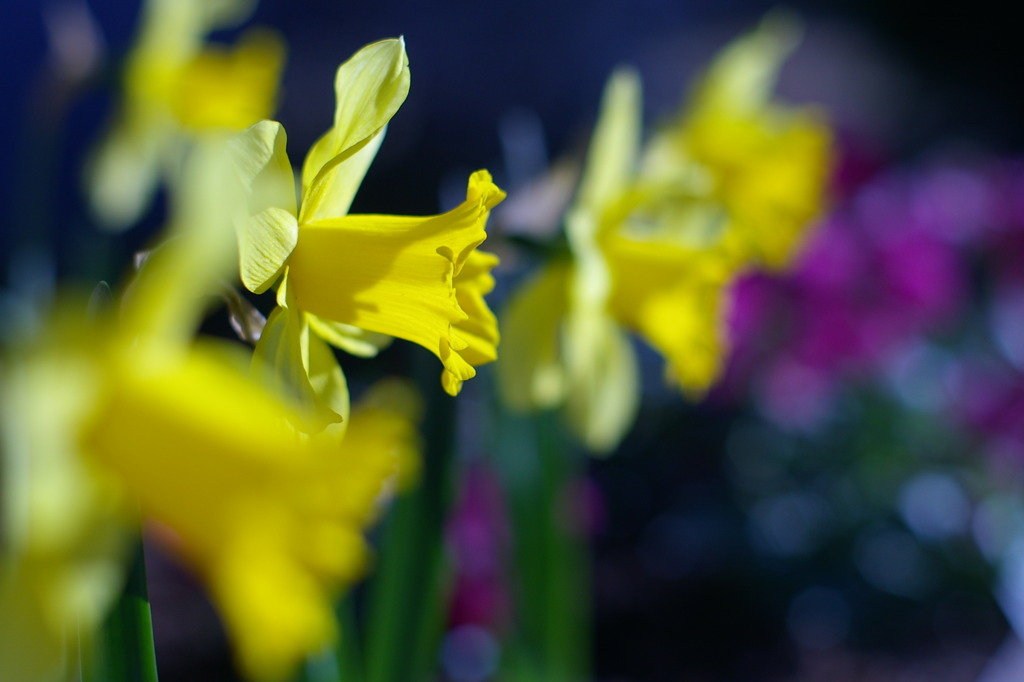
[232,38,504,398]
[638,12,831,269]
[87,0,284,229]
[499,16,831,452]
[500,69,642,452]
[2,140,419,682]
[0,331,132,682]
[85,343,418,682]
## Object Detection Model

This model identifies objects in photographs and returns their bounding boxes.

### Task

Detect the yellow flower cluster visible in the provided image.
[3,10,502,682]
[1,140,419,682]
[498,15,832,452]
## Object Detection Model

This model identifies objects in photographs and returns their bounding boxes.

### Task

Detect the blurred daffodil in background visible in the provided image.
[1,1,870,679]
[498,15,832,452]
[232,38,505,401]
[500,68,644,453]
[638,11,831,271]
[87,0,284,229]
[1,139,420,682]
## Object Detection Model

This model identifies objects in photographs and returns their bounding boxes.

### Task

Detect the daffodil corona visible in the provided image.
[232,38,504,399]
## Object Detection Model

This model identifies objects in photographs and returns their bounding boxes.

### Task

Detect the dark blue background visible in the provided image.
[4,0,1024,283]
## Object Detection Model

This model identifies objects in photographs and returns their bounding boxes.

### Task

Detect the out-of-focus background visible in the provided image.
[5,1,1024,680]
[5,0,1024,271]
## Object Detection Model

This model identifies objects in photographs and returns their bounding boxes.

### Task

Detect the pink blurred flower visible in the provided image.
[723,154,981,427]
[446,465,511,629]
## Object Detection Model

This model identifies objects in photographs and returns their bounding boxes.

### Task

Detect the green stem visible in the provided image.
[364,357,459,682]
[492,410,589,682]
[332,597,364,682]
[81,540,159,682]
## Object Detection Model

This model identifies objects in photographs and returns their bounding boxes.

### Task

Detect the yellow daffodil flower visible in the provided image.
[603,14,830,393]
[638,12,831,269]
[500,69,642,452]
[601,228,737,394]
[232,38,504,398]
[87,0,284,229]
[0,331,132,682]
[2,140,420,682]
[499,16,831,452]
[84,345,419,682]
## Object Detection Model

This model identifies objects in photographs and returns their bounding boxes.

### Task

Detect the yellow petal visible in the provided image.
[86,0,276,231]
[1,317,132,682]
[230,120,300,292]
[135,0,257,56]
[343,379,422,491]
[306,314,393,358]
[529,96,646,452]
[124,0,263,121]
[565,69,641,317]
[236,206,300,294]
[0,565,72,682]
[209,531,343,682]
[573,67,642,226]
[604,233,730,395]
[171,28,286,132]
[305,330,351,433]
[252,306,347,430]
[670,13,830,270]
[85,121,167,229]
[288,171,504,395]
[562,313,639,454]
[194,0,258,29]
[496,262,571,411]
[300,39,410,224]
[691,11,801,115]
[80,346,416,681]
[119,137,243,347]
[689,111,830,269]
[230,121,295,213]
[304,127,388,224]
[451,248,500,366]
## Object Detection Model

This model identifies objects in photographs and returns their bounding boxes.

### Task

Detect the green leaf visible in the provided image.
[490,409,589,682]
[81,541,159,682]
[364,354,456,682]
